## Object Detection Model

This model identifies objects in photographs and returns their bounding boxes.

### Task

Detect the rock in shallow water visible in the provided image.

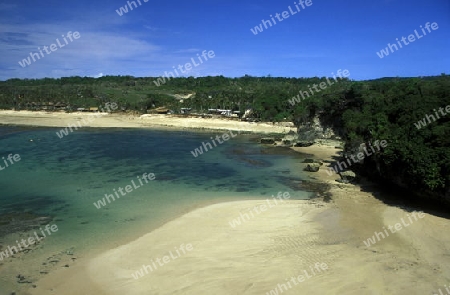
[295,141,315,147]
[304,163,321,172]
[260,138,275,144]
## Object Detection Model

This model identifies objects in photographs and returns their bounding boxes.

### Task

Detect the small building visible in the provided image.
[180,108,192,114]
[208,109,232,117]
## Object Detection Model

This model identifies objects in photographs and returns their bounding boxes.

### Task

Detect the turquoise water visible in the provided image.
[0,126,314,291]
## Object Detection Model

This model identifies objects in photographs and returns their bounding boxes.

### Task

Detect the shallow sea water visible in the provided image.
[0,126,316,292]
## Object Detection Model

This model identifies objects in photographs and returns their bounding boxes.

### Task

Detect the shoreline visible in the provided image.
[0,110,296,135]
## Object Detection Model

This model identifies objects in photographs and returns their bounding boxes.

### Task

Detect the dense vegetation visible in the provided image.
[1,74,449,202]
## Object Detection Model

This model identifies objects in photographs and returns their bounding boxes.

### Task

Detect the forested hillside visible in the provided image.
[312,76,450,203]
[1,74,449,202]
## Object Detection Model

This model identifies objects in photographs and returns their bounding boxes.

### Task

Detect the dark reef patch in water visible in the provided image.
[0,196,67,216]
[235,187,250,192]
[239,157,271,168]
[225,146,273,168]
[276,176,331,197]
[0,212,53,238]
[260,146,304,157]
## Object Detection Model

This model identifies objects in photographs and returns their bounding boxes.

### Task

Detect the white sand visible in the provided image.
[30,199,334,295]
[0,110,295,134]
[28,192,450,295]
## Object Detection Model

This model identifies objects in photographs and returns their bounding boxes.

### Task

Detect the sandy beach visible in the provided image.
[0,110,296,134]
[1,111,449,294]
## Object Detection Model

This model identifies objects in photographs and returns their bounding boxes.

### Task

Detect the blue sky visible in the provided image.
[0,0,448,81]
